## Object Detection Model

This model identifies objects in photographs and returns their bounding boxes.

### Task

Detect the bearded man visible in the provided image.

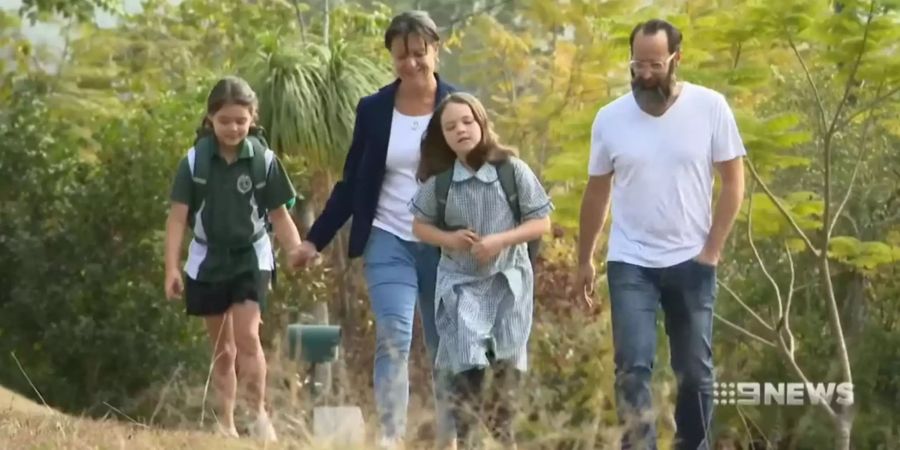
[576,19,747,450]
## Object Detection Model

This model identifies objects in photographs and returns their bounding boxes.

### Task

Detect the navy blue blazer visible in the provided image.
[306,75,458,258]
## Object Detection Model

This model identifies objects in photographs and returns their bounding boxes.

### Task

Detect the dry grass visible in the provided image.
[0,383,465,450]
[0,293,626,450]
[0,335,441,450]
[0,385,273,449]
[0,322,626,449]
[0,384,336,450]
[1,385,57,418]
[0,410,278,450]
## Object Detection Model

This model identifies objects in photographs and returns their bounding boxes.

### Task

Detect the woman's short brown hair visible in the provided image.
[384,11,440,51]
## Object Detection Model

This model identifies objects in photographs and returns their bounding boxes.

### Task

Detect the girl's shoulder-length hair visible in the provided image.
[416,92,519,182]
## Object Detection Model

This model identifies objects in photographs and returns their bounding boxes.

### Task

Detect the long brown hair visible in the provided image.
[195,76,261,144]
[417,92,517,182]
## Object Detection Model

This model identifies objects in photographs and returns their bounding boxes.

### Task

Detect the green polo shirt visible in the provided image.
[170,138,297,282]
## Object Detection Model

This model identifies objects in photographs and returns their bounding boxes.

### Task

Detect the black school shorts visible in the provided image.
[184,271,271,316]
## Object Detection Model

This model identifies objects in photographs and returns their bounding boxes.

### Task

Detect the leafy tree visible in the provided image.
[17,0,121,23]
[727,1,898,447]
[244,1,393,349]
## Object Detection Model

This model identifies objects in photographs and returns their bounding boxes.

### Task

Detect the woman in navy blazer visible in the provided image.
[295,11,458,450]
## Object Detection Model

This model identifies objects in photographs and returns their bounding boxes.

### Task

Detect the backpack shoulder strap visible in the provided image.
[247,136,269,219]
[248,137,268,190]
[189,138,213,220]
[433,169,453,230]
[192,138,212,183]
[493,158,541,263]
[495,160,521,223]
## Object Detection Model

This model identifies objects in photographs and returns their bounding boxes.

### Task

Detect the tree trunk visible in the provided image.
[833,414,852,450]
[842,272,868,347]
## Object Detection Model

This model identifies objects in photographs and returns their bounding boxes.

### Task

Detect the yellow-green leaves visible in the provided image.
[829,236,900,271]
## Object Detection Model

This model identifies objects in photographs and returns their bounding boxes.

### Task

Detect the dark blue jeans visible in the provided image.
[607,259,716,450]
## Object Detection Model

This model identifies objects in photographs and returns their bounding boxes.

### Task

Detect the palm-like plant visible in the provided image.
[246,32,389,216]
[244,24,391,324]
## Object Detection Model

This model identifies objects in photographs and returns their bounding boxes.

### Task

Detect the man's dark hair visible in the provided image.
[384,10,441,50]
[629,19,682,55]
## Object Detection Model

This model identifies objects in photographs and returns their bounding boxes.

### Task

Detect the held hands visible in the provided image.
[289,241,320,269]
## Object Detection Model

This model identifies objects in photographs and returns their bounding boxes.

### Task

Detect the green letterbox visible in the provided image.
[287,324,342,364]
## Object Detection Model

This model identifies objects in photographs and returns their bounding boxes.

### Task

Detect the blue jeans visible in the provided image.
[607,259,716,450]
[363,227,456,443]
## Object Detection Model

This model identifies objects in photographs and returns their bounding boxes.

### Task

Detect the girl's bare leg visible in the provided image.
[231,300,276,441]
[203,313,238,436]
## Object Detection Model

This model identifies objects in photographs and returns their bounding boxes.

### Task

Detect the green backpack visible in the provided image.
[187,127,292,287]
[433,159,542,265]
[187,128,272,246]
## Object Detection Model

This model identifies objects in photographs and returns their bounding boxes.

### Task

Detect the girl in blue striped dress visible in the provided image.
[410,92,553,449]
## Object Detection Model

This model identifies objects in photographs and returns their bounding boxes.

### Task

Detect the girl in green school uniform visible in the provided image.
[163,76,305,441]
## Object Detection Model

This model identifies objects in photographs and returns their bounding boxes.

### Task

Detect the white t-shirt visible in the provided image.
[588,82,747,268]
[373,108,432,241]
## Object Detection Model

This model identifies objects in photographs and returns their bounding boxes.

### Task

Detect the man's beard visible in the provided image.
[631,67,675,109]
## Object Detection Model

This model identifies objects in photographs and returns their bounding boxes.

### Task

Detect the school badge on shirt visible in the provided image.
[237,174,253,194]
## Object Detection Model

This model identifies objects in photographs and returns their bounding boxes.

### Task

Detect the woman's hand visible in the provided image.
[289,241,320,269]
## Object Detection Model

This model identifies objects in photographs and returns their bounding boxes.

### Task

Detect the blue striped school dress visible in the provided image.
[410,157,554,375]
